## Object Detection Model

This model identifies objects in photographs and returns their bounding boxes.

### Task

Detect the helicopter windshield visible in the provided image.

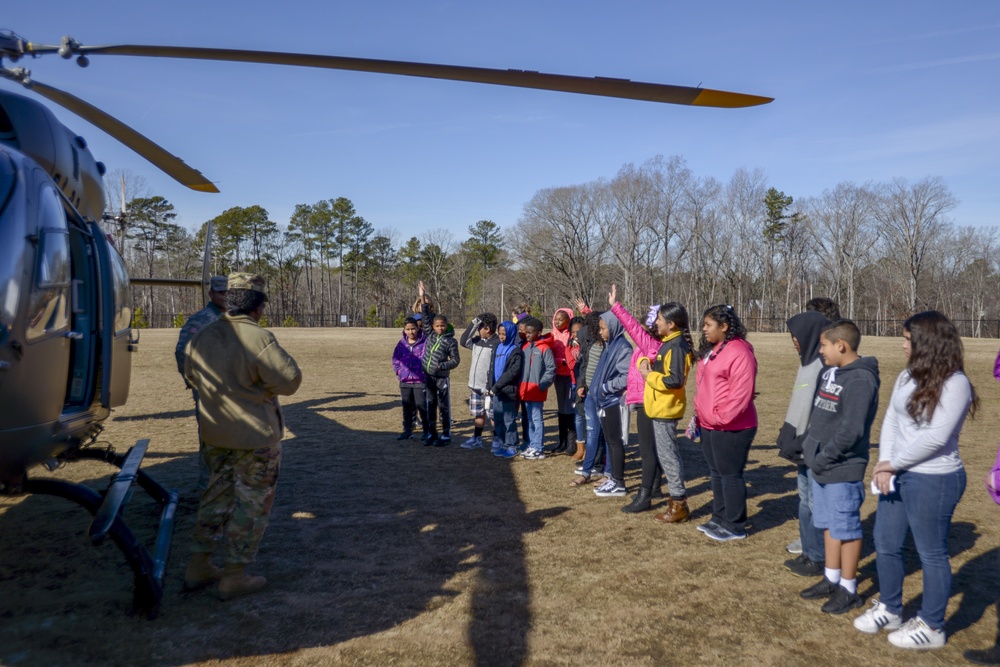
[26,185,71,342]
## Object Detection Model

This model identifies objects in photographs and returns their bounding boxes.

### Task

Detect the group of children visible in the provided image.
[391,283,979,651]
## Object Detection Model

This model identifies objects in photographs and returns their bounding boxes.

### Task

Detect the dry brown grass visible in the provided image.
[1,328,998,667]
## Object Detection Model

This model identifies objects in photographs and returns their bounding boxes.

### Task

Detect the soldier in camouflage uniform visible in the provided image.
[183,273,302,600]
[175,276,228,490]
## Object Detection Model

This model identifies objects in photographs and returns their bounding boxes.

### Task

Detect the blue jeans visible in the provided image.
[524,401,544,452]
[580,393,607,475]
[798,466,826,563]
[493,398,519,450]
[874,468,966,630]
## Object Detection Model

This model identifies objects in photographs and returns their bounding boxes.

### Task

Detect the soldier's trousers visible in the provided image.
[192,443,281,565]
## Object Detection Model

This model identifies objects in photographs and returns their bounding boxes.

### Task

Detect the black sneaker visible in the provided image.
[434,435,451,447]
[800,577,839,600]
[784,554,825,577]
[396,431,413,441]
[422,433,437,446]
[821,585,863,614]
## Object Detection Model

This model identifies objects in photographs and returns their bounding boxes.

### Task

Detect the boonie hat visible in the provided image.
[228,272,268,300]
[209,275,228,292]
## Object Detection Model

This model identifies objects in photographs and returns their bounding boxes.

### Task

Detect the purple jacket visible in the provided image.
[393,331,427,385]
[611,302,663,406]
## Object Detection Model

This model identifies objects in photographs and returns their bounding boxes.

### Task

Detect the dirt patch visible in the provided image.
[1,329,997,666]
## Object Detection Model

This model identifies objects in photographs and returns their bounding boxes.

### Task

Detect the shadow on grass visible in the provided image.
[0,391,553,667]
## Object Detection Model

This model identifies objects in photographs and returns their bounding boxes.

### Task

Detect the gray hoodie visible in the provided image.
[802,355,880,484]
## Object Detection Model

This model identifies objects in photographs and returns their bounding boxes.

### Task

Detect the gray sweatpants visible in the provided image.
[652,418,686,498]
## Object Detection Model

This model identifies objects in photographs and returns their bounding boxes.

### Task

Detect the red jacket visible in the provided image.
[550,308,576,378]
[519,334,557,402]
[694,338,758,431]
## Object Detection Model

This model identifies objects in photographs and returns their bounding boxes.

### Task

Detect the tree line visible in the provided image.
[102,156,1000,336]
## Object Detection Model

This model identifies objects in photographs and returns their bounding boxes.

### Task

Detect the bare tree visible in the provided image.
[875,176,956,314]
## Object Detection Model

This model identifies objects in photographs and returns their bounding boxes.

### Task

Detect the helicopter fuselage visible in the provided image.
[0,90,133,488]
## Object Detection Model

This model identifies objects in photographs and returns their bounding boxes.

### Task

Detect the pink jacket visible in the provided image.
[611,302,663,406]
[550,307,576,378]
[694,338,758,431]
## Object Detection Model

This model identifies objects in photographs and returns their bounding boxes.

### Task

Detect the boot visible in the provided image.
[650,470,664,498]
[183,552,222,591]
[621,487,653,513]
[571,441,586,461]
[216,564,267,600]
[965,643,1000,665]
[653,499,690,524]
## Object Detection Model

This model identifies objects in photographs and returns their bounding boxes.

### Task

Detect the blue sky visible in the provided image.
[7,1,1000,240]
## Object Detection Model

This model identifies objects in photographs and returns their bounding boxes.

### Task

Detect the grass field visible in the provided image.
[1,328,998,667]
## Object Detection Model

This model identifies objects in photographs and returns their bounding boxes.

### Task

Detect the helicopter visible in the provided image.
[0,30,772,614]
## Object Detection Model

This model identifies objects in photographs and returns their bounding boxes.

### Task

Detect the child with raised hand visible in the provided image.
[694,304,758,541]
[778,309,832,577]
[637,303,695,523]
[391,317,428,441]
[588,298,635,497]
[418,280,461,446]
[854,311,975,649]
[608,284,668,513]
[798,319,880,615]
[487,320,523,458]
[460,312,500,450]
[518,317,556,460]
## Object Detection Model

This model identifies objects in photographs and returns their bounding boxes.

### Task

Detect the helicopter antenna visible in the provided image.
[118,174,127,255]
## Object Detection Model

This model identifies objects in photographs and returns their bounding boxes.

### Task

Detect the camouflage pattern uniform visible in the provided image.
[192,444,281,563]
[175,302,224,379]
[184,273,301,570]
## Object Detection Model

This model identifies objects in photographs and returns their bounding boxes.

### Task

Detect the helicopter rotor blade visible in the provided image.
[21,77,219,192]
[74,44,773,108]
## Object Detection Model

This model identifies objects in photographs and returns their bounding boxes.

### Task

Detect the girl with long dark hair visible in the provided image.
[854,311,978,650]
[693,304,758,541]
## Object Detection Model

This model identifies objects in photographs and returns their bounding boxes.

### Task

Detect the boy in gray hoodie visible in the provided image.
[799,319,880,615]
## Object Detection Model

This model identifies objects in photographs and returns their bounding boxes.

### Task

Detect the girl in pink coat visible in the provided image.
[608,285,665,513]
[693,304,758,542]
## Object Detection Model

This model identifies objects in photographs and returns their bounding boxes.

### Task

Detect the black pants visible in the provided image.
[636,408,662,491]
[425,376,451,437]
[701,427,757,533]
[599,404,626,484]
[400,383,428,434]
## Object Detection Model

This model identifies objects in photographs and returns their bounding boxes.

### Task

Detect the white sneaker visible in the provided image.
[887,617,945,649]
[853,599,902,634]
[786,539,802,554]
[521,449,546,460]
[460,436,483,449]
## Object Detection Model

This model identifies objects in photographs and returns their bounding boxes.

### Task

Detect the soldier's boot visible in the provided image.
[216,564,267,600]
[183,552,222,591]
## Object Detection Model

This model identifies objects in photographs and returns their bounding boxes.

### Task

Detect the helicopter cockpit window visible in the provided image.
[27,186,70,342]
[109,249,132,333]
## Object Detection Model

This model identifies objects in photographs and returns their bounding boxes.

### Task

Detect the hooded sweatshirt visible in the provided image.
[694,338,758,431]
[777,311,830,462]
[519,332,556,402]
[802,356,880,484]
[460,317,500,391]
[421,303,461,378]
[392,328,427,385]
[550,308,576,378]
[487,321,524,403]
[590,311,635,410]
[611,302,664,406]
[638,330,692,420]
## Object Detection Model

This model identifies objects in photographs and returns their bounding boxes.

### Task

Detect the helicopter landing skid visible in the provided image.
[22,439,179,619]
